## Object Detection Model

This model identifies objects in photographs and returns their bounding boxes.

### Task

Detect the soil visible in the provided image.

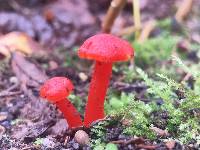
[0,0,200,150]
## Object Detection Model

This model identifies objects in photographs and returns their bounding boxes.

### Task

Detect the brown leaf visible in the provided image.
[49,119,68,136]
[11,120,54,142]
[11,52,48,90]
[150,126,169,137]
[0,32,45,58]
[165,140,176,150]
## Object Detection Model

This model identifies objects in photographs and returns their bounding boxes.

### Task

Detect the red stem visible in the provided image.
[84,61,112,127]
[56,98,83,128]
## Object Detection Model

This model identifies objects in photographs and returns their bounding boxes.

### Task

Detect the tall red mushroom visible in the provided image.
[40,77,83,128]
[78,34,134,127]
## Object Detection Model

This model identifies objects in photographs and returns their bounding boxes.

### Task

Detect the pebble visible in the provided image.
[9,76,19,84]
[79,72,88,82]
[74,130,89,145]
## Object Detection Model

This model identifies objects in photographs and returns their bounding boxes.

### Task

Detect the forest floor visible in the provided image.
[0,0,200,150]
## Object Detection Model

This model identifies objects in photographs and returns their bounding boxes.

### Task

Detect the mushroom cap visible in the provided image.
[40,77,74,103]
[78,34,134,62]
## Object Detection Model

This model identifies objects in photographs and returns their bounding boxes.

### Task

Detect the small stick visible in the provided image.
[175,0,193,23]
[0,82,20,97]
[137,144,156,150]
[132,0,141,39]
[117,26,136,36]
[111,137,145,145]
[102,0,127,33]
[138,20,156,43]
[0,91,21,97]
[5,82,19,92]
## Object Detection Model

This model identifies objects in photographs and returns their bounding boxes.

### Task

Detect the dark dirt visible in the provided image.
[0,0,199,150]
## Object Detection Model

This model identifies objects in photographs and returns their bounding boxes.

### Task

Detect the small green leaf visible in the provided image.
[105,143,118,150]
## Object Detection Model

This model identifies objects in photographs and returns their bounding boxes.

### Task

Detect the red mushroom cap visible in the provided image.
[78,34,134,62]
[40,77,74,103]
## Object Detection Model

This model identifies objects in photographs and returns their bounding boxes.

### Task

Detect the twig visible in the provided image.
[138,20,156,43]
[181,73,192,83]
[0,82,20,97]
[117,26,136,36]
[9,0,31,15]
[102,0,127,33]
[0,91,22,97]
[132,0,141,39]
[111,137,145,145]
[175,0,193,23]
[137,144,156,149]
[5,82,19,92]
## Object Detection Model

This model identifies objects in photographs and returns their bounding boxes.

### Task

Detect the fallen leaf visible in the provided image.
[165,140,176,150]
[11,52,48,90]
[150,126,169,137]
[11,120,54,142]
[49,119,68,136]
[0,32,45,58]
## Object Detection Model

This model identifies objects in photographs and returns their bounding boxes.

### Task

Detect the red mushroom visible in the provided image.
[40,77,83,128]
[78,34,134,127]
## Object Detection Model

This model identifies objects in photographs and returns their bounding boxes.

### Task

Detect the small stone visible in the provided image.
[79,72,88,82]
[74,130,89,145]
[9,76,19,84]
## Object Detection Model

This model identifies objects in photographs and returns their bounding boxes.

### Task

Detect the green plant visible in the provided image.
[105,92,156,139]
[105,92,133,114]
[122,100,156,140]
[134,35,179,68]
[90,121,109,148]
[136,61,200,143]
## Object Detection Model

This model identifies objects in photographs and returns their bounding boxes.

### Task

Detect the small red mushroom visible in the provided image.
[40,77,83,128]
[78,34,134,127]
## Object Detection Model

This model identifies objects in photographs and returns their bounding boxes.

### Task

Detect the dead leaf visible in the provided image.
[12,120,54,142]
[11,52,48,90]
[0,32,45,58]
[49,119,68,136]
[150,126,169,137]
[165,140,176,150]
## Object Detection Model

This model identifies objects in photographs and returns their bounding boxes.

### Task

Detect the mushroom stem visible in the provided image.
[56,98,83,128]
[84,61,112,127]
